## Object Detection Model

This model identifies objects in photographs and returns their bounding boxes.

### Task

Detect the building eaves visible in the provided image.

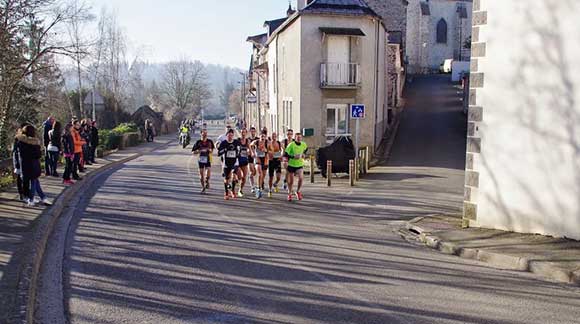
[264,17,287,35]
[319,27,366,36]
[301,0,381,19]
[246,33,268,45]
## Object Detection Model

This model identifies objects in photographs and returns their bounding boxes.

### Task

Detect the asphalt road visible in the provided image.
[56,120,580,324]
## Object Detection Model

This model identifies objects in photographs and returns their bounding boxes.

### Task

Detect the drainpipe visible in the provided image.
[373,19,380,149]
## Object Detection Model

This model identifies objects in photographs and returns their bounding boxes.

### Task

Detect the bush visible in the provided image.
[97,123,141,152]
[98,129,121,151]
[112,123,138,134]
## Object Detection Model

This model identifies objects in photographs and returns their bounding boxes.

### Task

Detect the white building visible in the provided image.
[464,0,580,240]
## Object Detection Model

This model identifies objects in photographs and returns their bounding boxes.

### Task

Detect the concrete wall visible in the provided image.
[465,0,580,240]
[299,14,387,150]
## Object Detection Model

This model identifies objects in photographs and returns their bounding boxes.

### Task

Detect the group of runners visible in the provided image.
[191,126,308,201]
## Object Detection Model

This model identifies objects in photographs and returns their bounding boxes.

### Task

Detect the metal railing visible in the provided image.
[320,63,360,87]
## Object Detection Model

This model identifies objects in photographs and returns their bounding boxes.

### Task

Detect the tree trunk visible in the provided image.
[0,102,11,158]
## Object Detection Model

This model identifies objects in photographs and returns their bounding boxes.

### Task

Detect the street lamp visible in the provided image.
[239,72,247,127]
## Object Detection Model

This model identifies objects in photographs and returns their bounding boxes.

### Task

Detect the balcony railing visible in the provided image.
[320,63,360,88]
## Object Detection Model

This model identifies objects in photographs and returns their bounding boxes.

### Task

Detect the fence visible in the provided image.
[308,146,371,188]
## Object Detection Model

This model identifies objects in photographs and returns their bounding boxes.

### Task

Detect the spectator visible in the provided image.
[17,125,52,207]
[12,123,30,202]
[61,123,76,185]
[47,121,62,177]
[71,120,84,178]
[80,119,92,167]
[89,120,99,164]
[42,116,54,176]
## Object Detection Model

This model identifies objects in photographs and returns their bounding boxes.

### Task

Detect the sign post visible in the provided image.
[350,104,365,154]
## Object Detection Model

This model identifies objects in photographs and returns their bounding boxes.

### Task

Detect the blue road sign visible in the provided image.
[351,104,365,119]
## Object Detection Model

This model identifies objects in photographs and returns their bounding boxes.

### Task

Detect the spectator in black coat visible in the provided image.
[16,125,52,207]
[89,121,99,163]
[61,123,76,185]
[42,116,54,176]
[12,123,30,202]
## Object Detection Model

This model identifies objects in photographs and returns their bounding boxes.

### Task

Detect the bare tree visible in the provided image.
[65,0,94,118]
[0,0,87,156]
[161,59,211,121]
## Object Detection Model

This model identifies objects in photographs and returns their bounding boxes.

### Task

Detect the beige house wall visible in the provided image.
[274,18,302,136]
[299,14,387,150]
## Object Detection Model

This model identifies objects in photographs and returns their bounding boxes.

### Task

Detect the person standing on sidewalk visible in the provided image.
[89,121,99,163]
[47,121,62,177]
[61,123,76,185]
[71,120,85,178]
[284,133,308,202]
[17,125,52,207]
[42,116,54,176]
[12,124,29,202]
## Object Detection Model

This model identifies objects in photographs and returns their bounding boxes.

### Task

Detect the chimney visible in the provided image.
[297,0,314,10]
[287,3,296,16]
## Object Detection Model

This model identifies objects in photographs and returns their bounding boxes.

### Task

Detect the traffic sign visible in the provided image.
[351,104,365,119]
[246,95,257,104]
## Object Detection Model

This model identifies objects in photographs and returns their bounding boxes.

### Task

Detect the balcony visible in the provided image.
[320,63,360,89]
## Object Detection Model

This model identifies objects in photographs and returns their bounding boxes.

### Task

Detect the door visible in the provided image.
[326,36,350,84]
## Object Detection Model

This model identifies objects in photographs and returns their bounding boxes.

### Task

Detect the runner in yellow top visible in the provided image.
[284,132,308,201]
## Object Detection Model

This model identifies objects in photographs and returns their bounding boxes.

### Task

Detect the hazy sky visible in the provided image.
[89,0,293,69]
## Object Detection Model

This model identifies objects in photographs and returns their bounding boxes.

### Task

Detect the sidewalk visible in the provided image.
[400,215,580,285]
[0,136,173,323]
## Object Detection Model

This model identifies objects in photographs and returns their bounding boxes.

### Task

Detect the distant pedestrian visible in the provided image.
[145,119,155,142]
[61,123,76,185]
[47,121,62,177]
[12,123,30,202]
[89,121,99,163]
[80,119,91,167]
[17,125,52,207]
[42,116,54,176]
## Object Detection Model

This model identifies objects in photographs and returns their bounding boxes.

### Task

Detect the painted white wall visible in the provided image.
[268,37,279,133]
[474,0,580,240]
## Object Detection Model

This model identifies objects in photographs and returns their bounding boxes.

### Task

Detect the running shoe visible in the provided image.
[41,198,53,206]
[274,185,279,193]
[201,187,206,194]
[297,192,303,201]
[229,191,236,199]
[224,193,230,200]
[268,190,273,198]
[237,191,244,198]
[287,194,293,202]
[256,190,263,199]
[250,187,256,194]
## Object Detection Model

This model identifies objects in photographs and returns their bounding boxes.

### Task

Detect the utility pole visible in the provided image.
[256,70,262,130]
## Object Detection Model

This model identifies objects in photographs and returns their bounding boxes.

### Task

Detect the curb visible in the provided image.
[14,140,173,324]
[400,218,580,286]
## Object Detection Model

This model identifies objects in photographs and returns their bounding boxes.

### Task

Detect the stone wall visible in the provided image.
[365,0,408,47]
[406,0,473,74]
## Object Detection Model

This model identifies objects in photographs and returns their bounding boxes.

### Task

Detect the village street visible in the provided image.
[33,75,580,324]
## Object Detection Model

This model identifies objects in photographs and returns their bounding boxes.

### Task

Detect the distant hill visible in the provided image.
[61,61,244,116]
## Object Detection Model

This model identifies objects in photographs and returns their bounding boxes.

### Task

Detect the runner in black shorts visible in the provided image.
[236,128,250,197]
[250,130,269,199]
[218,129,241,200]
[192,129,214,193]
[267,132,283,198]
[248,126,258,192]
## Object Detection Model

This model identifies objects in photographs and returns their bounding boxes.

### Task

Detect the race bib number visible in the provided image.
[256,150,266,158]
[226,150,237,158]
[273,151,282,158]
[199,156,208,163]
[240,150,248,158]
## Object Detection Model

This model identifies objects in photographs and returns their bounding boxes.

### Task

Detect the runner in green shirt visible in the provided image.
[284,132,308,201]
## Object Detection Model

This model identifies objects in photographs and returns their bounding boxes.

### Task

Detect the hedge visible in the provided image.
[98,123,140,151]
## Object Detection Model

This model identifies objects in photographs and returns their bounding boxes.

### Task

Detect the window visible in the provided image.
[325,104,349,143]
[282,99,293,131]
[436,19,448,44]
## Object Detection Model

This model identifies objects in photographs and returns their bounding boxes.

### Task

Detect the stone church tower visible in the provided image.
[406,0,473,74]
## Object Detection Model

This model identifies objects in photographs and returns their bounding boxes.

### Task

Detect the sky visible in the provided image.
[88,0,293,69]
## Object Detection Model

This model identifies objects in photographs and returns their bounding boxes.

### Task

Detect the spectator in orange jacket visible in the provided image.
[71,120,85,180]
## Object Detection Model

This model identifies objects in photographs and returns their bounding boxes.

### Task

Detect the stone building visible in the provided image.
[406,0,472,74]
[463,0,580,240]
